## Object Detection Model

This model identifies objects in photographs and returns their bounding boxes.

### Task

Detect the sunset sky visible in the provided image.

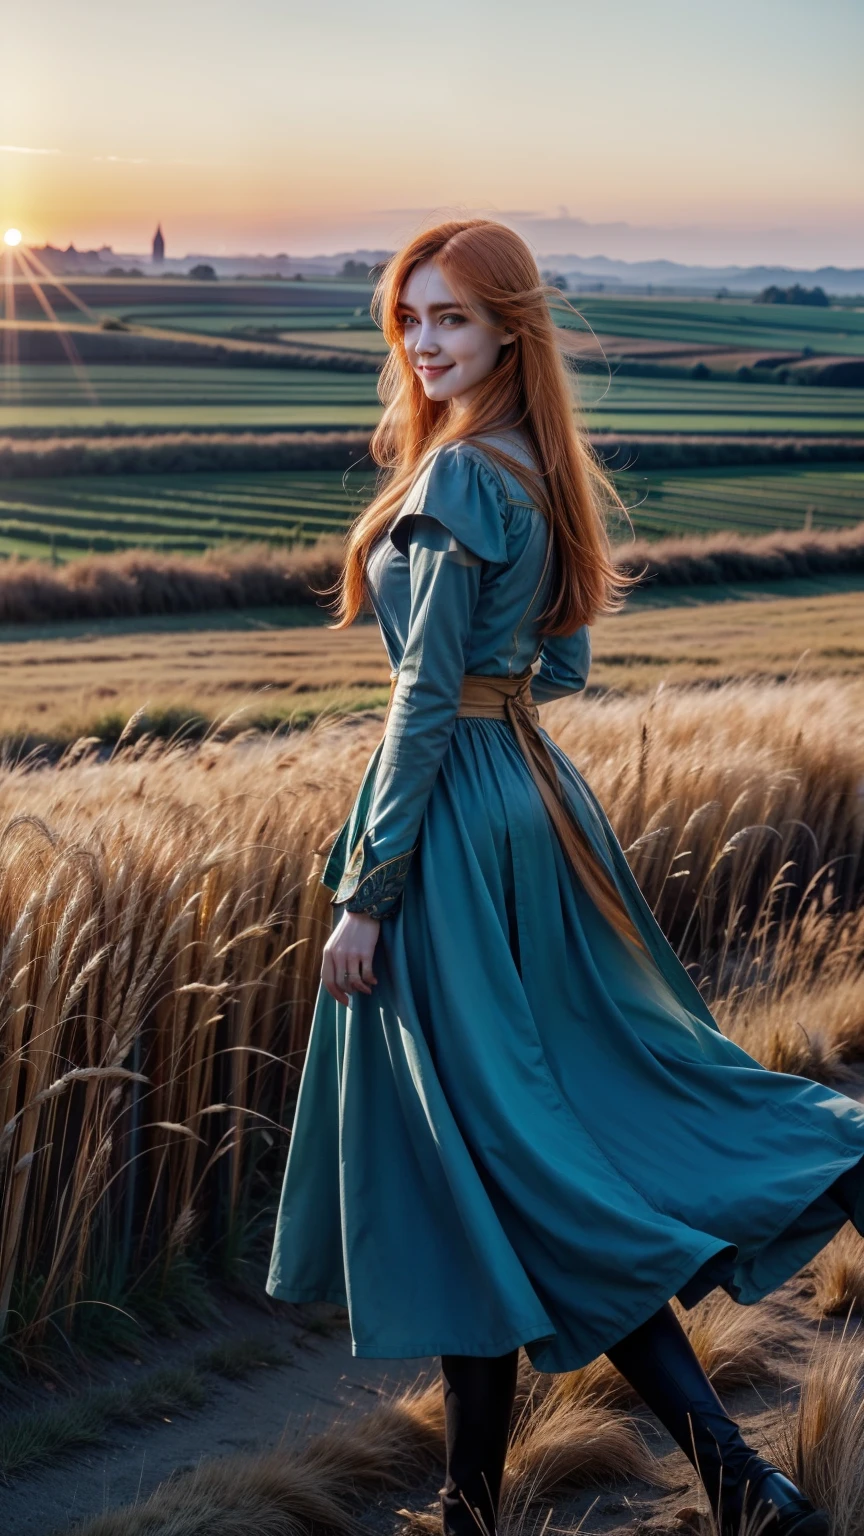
[3,0,861,267]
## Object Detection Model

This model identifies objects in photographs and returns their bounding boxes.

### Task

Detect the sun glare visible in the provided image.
[2,227,99,404]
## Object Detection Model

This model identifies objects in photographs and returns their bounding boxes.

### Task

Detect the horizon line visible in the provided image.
[25,240,864,277]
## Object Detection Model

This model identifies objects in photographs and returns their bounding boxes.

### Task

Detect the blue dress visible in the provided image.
[266,430,864,1373]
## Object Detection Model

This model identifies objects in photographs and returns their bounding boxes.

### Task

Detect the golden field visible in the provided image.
[1,580,863,746]
[1,671,863,1362]
[2,593,864,1535]
[1,517,863,1536]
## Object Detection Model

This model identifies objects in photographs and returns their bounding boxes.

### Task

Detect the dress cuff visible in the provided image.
[331,833,417,919]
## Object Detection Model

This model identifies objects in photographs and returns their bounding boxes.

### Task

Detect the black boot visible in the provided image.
[605,1302,828,1536]
[439,1349,519,1536]
[721,1460,830,1536]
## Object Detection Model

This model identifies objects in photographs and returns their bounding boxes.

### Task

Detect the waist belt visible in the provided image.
[382,668,644,951]
[384,669,555,837]
[384,667,538,723]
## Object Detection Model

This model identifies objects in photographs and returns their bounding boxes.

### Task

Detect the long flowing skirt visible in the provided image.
[266,718,864,1372]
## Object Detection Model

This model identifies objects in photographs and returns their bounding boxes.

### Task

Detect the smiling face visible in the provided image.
[397,259,516,411]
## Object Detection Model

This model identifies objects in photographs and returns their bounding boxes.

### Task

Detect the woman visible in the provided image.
[267,220,864,1536]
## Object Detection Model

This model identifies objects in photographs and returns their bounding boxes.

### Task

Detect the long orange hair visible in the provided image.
[332,217,642,634]
[331,218,648,954]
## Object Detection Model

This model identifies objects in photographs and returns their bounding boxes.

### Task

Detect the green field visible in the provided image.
[56,286,864,357]
[14,280,864,358]
[0,365,382,430]
[575,374,864,433]
[0,472,358,558]
[283,328,386,351]
[0,464,859,561]
[615,464,864,539]
[2,364,862,435]
[1,285,862,567]
[556,296,864,355]
[84,279,375,336]
[18,276,373,321]
[109,305,376,336]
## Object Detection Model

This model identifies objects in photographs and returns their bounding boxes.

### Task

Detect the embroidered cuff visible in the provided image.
[332,835,417,920]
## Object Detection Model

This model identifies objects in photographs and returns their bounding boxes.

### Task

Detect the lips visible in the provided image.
[418,364,453,378]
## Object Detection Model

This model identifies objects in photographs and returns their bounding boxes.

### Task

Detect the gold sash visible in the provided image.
[383,669,645,951]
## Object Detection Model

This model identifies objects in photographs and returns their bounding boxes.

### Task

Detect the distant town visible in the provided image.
[28,224,864,298]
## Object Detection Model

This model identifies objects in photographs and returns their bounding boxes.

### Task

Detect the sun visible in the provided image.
[3,228,22,247]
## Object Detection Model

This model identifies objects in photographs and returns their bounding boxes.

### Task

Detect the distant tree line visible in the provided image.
[1,430,862,482]
[105,263,220,280]
[0,521,862,626]
[757,284,830,307]
[340,259,373,280]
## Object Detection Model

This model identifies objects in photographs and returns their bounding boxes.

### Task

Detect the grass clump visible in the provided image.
[0,1335,291,1480]
[49,1359,671,1536]
[0,1364,208,1479]
[773,1324,864,1536]
[807,1231,864,1319]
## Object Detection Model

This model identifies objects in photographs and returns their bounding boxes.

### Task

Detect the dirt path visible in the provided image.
[0,1300,434,1535]
[0,1281,845,1536]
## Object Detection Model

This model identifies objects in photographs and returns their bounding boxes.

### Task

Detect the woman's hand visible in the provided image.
[322,910,381,1005]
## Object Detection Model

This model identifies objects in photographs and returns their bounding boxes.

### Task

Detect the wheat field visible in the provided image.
[0,674,862,1360]
[0,582,862,748]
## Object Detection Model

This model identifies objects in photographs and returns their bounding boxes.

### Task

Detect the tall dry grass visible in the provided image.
[533,1292,799,1420]
[547,674,864,960]
[0,730,348,1351]
[0,429,373,484]
[806,1231,864,1319]
[713,902,864,1080]
[501,1376,663,1520]
[0,520,861,625]
[0,675,862,1357]
[2,429,861,484]
[0,537,348,626]
[773,1323,864,1536]
[66,1374,446,1536]
[617,520,864,587]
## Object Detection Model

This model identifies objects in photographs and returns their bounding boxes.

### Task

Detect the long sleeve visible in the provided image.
[333,514,483,919]
[530,624,591,704]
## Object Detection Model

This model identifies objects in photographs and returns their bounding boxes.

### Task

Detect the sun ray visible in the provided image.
[2,247,20,398]
[14,246,99,404]
[22,246,99,324]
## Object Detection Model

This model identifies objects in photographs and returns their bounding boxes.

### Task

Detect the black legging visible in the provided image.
[440,1159,861,1535]
[440,1301,755,1536]
[440,1349,519,1535]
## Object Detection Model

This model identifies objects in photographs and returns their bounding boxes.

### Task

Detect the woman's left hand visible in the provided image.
[322,910,381,1005]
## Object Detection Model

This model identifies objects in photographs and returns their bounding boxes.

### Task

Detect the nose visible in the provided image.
[415,318,440,357]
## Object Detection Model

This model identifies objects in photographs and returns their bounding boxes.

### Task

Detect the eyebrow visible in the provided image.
[397,299,467,313]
